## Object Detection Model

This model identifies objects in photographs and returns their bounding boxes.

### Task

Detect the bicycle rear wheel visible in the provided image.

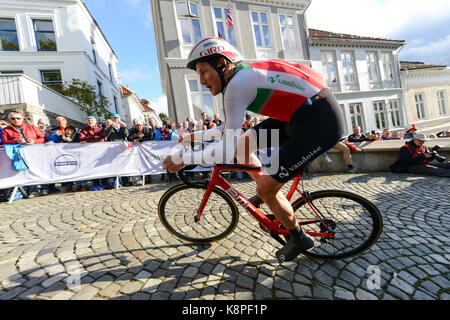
[292,190,382,261]
[158,184,239,243]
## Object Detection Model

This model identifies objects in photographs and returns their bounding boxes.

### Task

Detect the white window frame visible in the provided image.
[349,102,365,131]
[185,75,215,120]
[320,51,340,91]
[414,93,427,120]
[340,104,349,135]
[366,51,381,88]
[437,90,448,116]
[278,12,297,50]
[373,101,387,130]
[341,51,358,90]
[381,52,395,81]
[174,0,203,57]
[388,99,402,128]
[211,2,239,49]
[249,6,275,59]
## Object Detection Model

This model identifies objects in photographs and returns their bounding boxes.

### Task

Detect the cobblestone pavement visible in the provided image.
[0,173,448,300]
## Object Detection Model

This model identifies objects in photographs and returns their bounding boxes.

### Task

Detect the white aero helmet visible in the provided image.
[187,37,243,70]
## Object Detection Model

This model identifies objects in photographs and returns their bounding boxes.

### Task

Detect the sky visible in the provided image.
[83,0,450,116]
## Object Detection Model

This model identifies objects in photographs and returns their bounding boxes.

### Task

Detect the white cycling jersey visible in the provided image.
[180,59,327,165]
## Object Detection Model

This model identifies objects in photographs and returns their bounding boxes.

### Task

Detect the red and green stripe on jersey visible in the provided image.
[234,60,327,122]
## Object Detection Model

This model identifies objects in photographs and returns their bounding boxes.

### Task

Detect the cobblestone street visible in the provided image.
[0,173,448,300]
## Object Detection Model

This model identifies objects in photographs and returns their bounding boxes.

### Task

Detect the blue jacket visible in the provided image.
[4,144,29,171]
[154,128,179,141]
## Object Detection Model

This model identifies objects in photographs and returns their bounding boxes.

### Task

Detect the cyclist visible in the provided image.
[163,37,345,262]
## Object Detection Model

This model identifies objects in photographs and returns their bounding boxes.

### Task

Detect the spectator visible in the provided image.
[59,125,79,143]
[429,134,437,139]
[213,113,222,127]
[155,121,179,141]
[1,111,45,198]
[103,114,128,142]
[128,119,151,143]
[404,124,417,139]
[201,112,211,129]
[391,131,400,140]
[390,132,450,177]
[79,116,104,143]
[147,117,159,140]
[333,141,360,173]
[0,119,9,144]
[37,118,58,143]
[54,116,67,138]
[348,126,368,142]
[186,117,195,131]
[381,129,392,140]
[194,119,203,131]
[242,114,252,132]
[179,121,192,135]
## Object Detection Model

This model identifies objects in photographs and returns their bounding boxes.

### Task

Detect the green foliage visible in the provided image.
[38,38,57,51]
[54,78,111,120]
[159,112,169,121]
[1,39,19,51]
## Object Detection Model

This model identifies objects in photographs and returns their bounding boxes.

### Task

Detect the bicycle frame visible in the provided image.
[194,164,334,239]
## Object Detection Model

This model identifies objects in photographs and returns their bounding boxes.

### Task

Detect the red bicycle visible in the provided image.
[158,164,383,261]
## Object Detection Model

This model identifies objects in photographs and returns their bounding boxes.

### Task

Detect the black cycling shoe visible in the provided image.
[248,194,264,208]
[276,234,315,262]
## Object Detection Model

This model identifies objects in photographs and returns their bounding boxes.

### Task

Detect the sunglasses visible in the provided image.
[10,117,23,120]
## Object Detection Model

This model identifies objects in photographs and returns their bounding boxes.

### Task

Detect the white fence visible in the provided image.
[0,74,86,122]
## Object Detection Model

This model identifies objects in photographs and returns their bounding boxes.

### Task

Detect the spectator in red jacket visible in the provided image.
[79,116,104,143]
[1,111,45,145]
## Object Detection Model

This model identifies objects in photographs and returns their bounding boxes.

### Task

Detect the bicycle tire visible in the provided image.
[292,190,382,261]
[158,184,239,243]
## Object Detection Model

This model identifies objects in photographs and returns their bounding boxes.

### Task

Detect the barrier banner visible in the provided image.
[0,141,183,188]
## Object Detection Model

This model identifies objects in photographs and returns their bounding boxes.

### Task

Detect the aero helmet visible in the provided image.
[187,37,243,70]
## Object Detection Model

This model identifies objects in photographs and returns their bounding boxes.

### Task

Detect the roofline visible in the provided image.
[308,28,405,45]
[80,0,118,60]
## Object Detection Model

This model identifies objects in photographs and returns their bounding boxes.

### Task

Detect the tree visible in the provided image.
[159,113,169,122]
[53,79,111,120]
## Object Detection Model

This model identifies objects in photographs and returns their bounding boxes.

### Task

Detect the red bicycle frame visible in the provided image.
[194,164,334,239]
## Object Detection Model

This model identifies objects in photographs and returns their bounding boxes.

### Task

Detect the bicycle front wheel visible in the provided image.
[292,190,383,261]
[158,184,239,243]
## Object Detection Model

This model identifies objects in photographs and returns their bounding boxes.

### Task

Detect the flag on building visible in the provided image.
[227,1,233,30]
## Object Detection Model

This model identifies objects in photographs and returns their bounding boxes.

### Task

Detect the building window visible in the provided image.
[320,51,338,87]
[366,52,380,84]
[187,78,214,120]
[251,11,271,48]
[33,19,57,51]
[279,14,296,49]
[176,0,202,44]
[340,104,348,134]
[389,99,402,128]
[92,49,97,65]
[214,7,236,45]
[341,52,357,84]
[0,18,19,51]
[113,96,119,114]
[108,63,113,82]
[40,70,62,91]
[373,101,386,130]
[349,103,364,131]
[381,52,394,81]
[1,70,23,74]
[437,90,447,115]
[415,93,426,120]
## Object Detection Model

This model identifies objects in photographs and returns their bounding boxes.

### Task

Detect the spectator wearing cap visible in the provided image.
[79,116,104,143]
[348,126,368,142]
[103,113,128,142]
[155,121,179,141]
[404,124,417,139]
[179,121,192,135]
[59,125,79,143]
[128,119,150,143]
[390,132,450,177]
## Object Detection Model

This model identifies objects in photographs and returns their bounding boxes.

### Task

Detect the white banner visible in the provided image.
[0,141,185,189]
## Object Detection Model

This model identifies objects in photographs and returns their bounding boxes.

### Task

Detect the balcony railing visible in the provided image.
[0,74,86,122]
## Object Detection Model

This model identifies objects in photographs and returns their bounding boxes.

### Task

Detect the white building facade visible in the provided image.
[150,0,311,123]
[308,29,406,135]
[0,0,123,124]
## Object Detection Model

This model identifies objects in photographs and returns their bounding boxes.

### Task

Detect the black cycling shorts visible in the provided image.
[251,88,344,183]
